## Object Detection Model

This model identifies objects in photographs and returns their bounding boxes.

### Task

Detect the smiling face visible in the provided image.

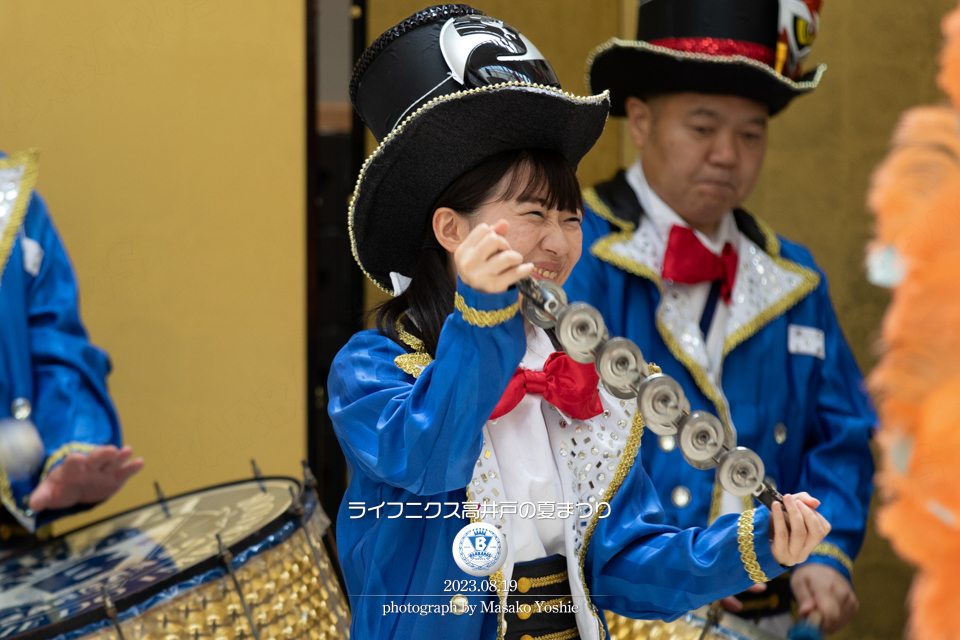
[469,191,583,286]
[626,93,769,235]
[432,150,584,287]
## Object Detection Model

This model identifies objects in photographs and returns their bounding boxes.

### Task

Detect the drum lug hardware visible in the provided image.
[302,460,319,495]
[696,601,723,640]
[251,459,266,492]
[288,486,351,639]
[101,585,127,640]
[302,461,348,586]
[216,533,262,640]
[153,481,170,518]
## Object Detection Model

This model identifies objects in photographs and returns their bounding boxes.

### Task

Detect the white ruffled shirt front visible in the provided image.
[625,158,739,374]
[486,324,567,563]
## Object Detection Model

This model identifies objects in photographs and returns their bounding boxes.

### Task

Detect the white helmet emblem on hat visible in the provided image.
[439,14,559,88]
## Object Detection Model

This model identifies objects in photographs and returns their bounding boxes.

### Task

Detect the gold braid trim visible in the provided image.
[0,466,19,521]
[394,353,432,378]
[454,292,519,327]
[811,542,855,573]
[582,187,635,232]
[738,509,770,584]
[41,443,97,480]
[722,214,820,356]
[465,488,508,639]
[576,382,655,640]
[393,316,433,378]
[523,571,568,590]
[0,149,40,281]
[524,628,580,640]
[708,477,725,525]
[533,596,573,612]
[395,316,425,352]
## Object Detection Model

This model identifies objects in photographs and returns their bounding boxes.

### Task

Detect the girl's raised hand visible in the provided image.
[454,219,533,293]
[769,492,831,567]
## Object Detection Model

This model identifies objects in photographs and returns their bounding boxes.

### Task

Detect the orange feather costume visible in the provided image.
[868,4,960,638]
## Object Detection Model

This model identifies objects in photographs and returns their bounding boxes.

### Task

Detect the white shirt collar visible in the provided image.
[625,158,739,257]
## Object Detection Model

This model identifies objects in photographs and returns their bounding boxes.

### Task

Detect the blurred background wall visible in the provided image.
[0,1,307,529]
[355,1,956,638]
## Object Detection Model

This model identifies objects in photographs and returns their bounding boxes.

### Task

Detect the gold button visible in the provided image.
[517,577,532,593]
[521,636,534,640]
[774,423,787,445]
[450,594,469,615]
[517,603,532,620]
[11,398,31,420]
[0,525,11,541]
[659,435,676,452]
[671,486,691,508]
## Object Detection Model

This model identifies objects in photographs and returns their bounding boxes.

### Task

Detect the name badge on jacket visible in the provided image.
[788,324,825,359]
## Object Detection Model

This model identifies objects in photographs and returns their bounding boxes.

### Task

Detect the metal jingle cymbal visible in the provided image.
[716,447,765,497]
[518,278,568,328]
[555,303,607,360]
[637,373,687,428]
[677,411,725,470]
[595,337,647,399]
[643,419,678,437]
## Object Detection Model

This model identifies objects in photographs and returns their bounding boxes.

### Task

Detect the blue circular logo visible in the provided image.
[452,522,506,576]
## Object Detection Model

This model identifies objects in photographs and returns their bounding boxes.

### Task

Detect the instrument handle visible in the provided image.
[756,483,791,532]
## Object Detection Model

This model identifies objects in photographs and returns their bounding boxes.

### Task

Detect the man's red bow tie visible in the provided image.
[661,225,739,304]
[490,352,604,420]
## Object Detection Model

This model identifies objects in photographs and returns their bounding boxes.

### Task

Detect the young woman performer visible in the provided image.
[329,6,830,640]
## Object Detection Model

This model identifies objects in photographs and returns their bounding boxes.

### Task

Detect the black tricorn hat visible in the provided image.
[587,0,826,117]
[349,4,610,295]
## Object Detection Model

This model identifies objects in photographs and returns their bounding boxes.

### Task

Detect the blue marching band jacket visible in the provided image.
[564,172,876,582]
[0,150,121,532]
[328,280,788,640]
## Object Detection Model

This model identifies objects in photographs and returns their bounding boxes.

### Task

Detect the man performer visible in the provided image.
[565,0,874,634]
[0,150,142,556]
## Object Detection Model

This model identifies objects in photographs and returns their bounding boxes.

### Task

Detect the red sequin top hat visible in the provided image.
[586,0,826,117]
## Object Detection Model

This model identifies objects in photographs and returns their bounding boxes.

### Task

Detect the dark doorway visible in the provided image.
[308,0,366,550]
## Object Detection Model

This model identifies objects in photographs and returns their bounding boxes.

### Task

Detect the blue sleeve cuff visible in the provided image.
[454,277,521,326]
[802,541,855,582]
[740,508,787,583]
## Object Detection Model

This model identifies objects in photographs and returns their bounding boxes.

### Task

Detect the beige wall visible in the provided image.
[0,1,306,530]
[364,1,959,638]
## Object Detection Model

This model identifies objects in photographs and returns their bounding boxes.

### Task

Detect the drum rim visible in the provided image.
[2,476,316,640]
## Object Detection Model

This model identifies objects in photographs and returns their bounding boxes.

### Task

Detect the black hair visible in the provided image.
[372,148,582,357]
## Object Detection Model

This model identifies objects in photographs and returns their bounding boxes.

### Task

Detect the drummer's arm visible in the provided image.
[22,193,125,518]
[585,455,786,620]
[328,278,526,496]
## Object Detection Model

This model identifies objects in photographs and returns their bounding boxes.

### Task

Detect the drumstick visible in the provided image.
[787,610,824,640]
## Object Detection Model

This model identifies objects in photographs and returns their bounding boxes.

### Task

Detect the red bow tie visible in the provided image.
[490,352,604,420]
[661,225,739,304]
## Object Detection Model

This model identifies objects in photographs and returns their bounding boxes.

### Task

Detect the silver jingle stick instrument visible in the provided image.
[516,276,785,512]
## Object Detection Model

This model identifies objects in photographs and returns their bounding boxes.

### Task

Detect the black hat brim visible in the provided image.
[350,82,610,295]
[587,38,825,117]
